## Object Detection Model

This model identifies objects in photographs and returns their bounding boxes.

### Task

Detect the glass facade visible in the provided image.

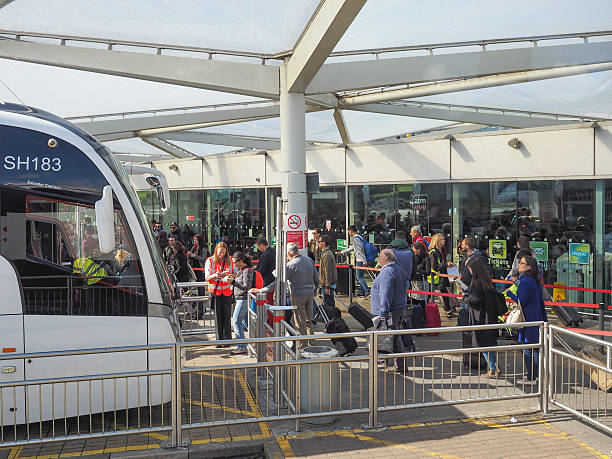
[136,179,612,303]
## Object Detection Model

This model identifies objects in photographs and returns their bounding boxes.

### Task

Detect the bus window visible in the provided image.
[1,189,147,316]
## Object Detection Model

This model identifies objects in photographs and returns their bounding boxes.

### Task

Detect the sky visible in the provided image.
[0,0,611,155]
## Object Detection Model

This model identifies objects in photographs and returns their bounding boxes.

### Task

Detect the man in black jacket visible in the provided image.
[255,237,276,304]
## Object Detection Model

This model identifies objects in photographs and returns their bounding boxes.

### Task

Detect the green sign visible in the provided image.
[336,239,347,251]
[488,239,507,259]
[529,241,549,263]
[569,243,590,264]
[271,236,276,247]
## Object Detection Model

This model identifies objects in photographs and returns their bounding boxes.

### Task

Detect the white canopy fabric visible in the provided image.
[0,0,611,157]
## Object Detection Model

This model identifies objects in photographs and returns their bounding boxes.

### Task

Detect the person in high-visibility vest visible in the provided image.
[73,256,108,285]
[428,233,452,313]
[205,242,236,346]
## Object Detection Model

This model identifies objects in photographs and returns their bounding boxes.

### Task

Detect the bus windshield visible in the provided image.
[96,146,173,302]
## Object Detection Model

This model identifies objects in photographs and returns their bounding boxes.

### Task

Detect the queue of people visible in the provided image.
[151,218,548,385]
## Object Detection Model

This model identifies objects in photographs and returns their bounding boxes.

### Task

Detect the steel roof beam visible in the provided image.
[157,131,281,150]
[141,137,198,159]
[332,109,351,144]
[286,0,366,93]
[307,40,612,95]
[155,131,338,150]
[0,37,279,98]
[339,62,612,106]
[350,102,579,128]
[76,103,282,140]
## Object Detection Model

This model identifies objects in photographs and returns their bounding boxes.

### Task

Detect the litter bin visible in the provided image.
[336,254,354,295]
[299,346,340,413]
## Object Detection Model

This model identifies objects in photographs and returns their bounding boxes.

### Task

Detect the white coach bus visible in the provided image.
[0,103,179,425]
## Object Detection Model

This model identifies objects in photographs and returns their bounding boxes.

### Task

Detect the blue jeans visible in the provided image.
[356,261,369,295]
[483,351,497,371]
[523,348,539,380]
[232,299,248,350]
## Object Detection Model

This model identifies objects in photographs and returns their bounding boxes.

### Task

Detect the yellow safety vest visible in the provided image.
[427,249,441,285]
[73,258,108,285]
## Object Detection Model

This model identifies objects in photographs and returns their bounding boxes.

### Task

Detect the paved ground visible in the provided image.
[1,295,610,458]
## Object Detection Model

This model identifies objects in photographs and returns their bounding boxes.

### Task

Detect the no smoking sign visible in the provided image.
[286,214,302,229]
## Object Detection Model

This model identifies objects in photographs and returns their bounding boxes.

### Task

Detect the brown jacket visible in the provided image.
[319,247,338,288]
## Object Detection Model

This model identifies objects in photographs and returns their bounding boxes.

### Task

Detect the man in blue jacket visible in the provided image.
[371,249,409,371]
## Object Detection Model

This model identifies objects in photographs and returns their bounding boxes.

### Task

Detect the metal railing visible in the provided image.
[548,325,612,434]
[0,344,174,448]
[4,318,610,449]
[175,282,215,336]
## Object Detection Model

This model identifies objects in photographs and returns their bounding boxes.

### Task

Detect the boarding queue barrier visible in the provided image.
[0,343,176,448]
[547,325,612,434]
[175,281,216,336]
[0,321,549,449]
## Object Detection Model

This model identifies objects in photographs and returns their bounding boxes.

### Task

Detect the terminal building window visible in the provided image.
[1,189,146,316]
[308,186,346,243]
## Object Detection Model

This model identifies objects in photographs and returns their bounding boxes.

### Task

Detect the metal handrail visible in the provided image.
[0,343,173,361]
[3,29,610,62]
[328,30,612,58]
[548,324,612,348]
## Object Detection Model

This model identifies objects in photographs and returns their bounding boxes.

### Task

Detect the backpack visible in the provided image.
[356,234,378,264]
[248,268,265,306]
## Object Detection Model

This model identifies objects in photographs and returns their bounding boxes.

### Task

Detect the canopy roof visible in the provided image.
[0,0,611,158]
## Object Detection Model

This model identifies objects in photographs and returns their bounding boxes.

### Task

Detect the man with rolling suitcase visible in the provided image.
[370,249,409,371]
[318,234,338,311]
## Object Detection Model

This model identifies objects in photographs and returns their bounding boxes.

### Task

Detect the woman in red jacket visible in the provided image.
[205,242,236,347]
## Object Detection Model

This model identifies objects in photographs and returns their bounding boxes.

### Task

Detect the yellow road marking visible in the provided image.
[18,444,160,459]
[336,430,464,459]
[531,416,610,459]
[185,397,257,417]
[465,418,568,439]
[7,446,23,459]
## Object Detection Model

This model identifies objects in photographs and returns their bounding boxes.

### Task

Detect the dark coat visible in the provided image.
[464,282,498,348]
[507,274,548,344]
[171,251,190,283]
[256,247,276,286]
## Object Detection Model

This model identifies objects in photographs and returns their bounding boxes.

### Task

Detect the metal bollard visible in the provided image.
[256,292,267,363]
[348,263,353,304]
[599,302,606,353]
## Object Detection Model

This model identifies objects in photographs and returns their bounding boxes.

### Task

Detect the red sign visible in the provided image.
[287,214,302,229]
[286,230,305,249]
[186,216,195,221]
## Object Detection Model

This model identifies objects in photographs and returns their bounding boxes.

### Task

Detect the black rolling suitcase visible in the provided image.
[551,304,583,327]
[348,302,375,330]
[458,308,487,369]
[461,331,487,369]
[325,317,358,356]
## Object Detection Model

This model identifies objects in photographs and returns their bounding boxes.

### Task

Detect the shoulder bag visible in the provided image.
[505,300,524,324]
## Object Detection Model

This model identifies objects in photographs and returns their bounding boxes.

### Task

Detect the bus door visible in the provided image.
[0,254,25,426]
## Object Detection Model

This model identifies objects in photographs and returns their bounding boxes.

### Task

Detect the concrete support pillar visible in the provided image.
[280,66,308,256]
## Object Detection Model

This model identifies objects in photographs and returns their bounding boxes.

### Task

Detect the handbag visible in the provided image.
[372,317,394,353]
[505,300,524,324]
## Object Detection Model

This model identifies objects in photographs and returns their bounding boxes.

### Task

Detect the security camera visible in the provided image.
[507,137,521,150]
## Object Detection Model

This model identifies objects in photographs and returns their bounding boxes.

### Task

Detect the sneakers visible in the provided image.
[481,368,501,378]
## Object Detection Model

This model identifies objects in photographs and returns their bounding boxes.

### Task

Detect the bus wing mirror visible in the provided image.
[95,185,116,254]
[123,165,170,212]
[146,176,170,212]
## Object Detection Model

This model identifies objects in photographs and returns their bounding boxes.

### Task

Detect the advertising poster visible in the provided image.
[489,239,507,259]
[569,243,590,264]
